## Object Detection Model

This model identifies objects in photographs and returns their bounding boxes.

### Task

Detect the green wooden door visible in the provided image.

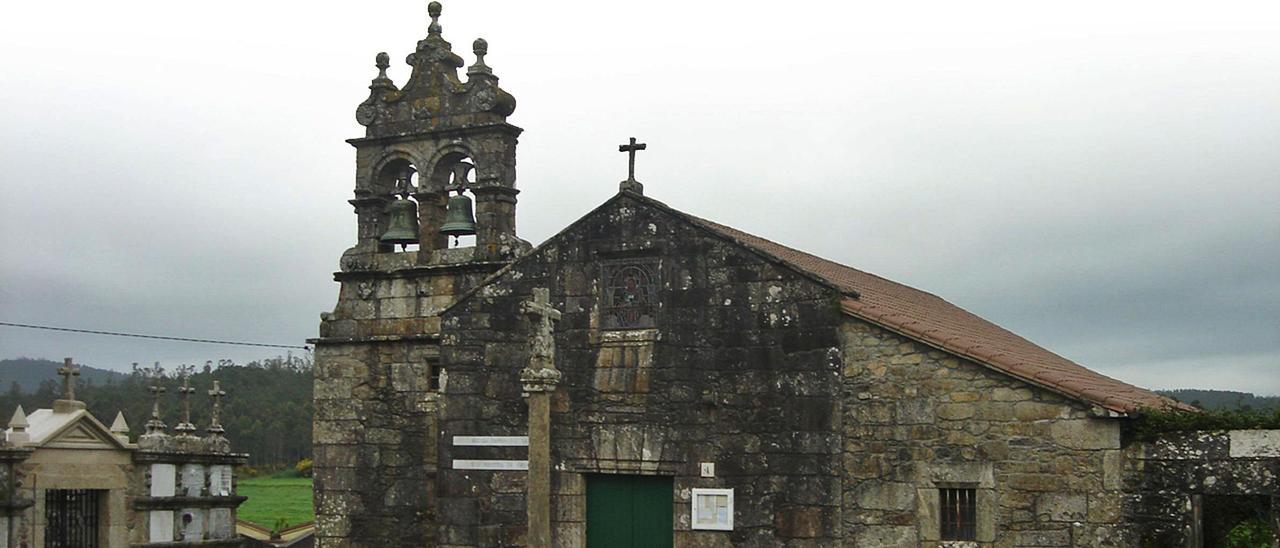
[586,474,673,548]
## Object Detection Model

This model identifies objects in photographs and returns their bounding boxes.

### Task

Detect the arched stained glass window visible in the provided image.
[602,260,658,329]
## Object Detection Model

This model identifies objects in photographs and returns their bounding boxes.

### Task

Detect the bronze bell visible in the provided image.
[440,191,477,237]
[379,196,419,246]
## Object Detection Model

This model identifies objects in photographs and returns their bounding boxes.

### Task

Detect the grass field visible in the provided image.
[237,476,314,528]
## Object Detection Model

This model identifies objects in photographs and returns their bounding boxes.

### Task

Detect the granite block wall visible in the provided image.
[1124,430,1280,547]
[439,195,848,547]
[313,247,504,547]
[838,319,1130,547]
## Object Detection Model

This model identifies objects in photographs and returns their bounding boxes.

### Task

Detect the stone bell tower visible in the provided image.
[347,0,525,261]
[311,3,528,546]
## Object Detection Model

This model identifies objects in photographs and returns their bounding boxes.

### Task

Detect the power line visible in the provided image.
[0,321,309,350]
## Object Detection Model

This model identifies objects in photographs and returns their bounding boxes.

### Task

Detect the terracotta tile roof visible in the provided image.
[685,214,1185,414]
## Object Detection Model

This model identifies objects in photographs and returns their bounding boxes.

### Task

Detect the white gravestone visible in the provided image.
[180,464,204,497]
[208,508,234,540]
[209,465,232,496]
[149,510,174,542]
[150,464,176,497]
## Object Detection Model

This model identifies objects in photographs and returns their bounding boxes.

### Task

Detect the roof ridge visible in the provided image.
[687,215,960,303]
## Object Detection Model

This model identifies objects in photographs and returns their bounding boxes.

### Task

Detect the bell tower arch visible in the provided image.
[347,2,526,261]
[311,3,529,546]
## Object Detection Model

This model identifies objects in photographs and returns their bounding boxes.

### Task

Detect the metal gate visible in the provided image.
[44,489,101,548]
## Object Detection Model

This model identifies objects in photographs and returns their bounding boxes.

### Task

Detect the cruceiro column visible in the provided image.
[520,287,562,547]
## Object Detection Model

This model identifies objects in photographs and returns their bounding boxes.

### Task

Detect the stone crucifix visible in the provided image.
[57,357,80,401]
[174,369,197,438]
[519,287,562,548]
[148,384,166,421]
[143,363,169,442]
[618,137,647,194]
[208,380,226,430]
[521,287,561,371]
[207,381,227,432]
[205,380,230,453]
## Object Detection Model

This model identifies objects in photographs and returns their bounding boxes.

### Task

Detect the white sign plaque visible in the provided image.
[453,459,529,471]
[453,436,529,447]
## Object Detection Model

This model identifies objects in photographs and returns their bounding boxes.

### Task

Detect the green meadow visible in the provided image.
[237,476,314,528]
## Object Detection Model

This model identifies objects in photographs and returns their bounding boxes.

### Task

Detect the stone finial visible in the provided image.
[468,38,492,75]
[428,1,443,36]
[110,411,131,444]
[7,405,30,446]
[372,52,394,88]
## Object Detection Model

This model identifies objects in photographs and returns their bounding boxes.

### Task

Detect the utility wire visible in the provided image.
[0,321,309,350]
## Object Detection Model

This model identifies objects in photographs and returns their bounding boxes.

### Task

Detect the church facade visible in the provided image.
[311,4,1279,547]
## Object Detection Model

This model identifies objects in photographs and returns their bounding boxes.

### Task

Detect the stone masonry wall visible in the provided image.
[439,195,847,547]
[1123,430,1280,547]
[313,247,505,547]
[839,319,1130,547]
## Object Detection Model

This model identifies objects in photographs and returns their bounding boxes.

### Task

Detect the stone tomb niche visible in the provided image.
[148,463,176,543]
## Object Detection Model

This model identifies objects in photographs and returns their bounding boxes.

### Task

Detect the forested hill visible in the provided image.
[0,358,128,393]
[0,356,312,467]
[1157,389,1280,411]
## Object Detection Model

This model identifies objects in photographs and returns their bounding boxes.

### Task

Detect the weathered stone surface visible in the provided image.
[1228,429,1280,457]
[854,524,915,547]
[853,481,914,511]
[1037,493,1086,522]
[837,318,1130,545]
[1125,429,1280,546]
[1048,419,1120,450]
[438,195,846,545]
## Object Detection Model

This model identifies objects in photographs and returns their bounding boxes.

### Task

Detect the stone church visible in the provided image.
[311,3,1279,547]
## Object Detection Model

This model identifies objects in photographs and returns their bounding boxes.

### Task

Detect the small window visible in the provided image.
[940,487,977,540]
[426,359,441,391]
[691,488,734,531]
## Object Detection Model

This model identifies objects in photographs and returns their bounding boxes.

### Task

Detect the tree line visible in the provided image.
[0,355,313,467]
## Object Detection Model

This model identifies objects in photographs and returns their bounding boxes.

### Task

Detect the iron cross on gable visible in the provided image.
[57,357,80,401]
[619,137,646,182]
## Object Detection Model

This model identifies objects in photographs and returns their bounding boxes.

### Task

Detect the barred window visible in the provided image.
[940,487,977,541]
[426,359,441,391]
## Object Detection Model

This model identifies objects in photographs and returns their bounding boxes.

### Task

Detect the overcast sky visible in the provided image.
[1,1,1277,394]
